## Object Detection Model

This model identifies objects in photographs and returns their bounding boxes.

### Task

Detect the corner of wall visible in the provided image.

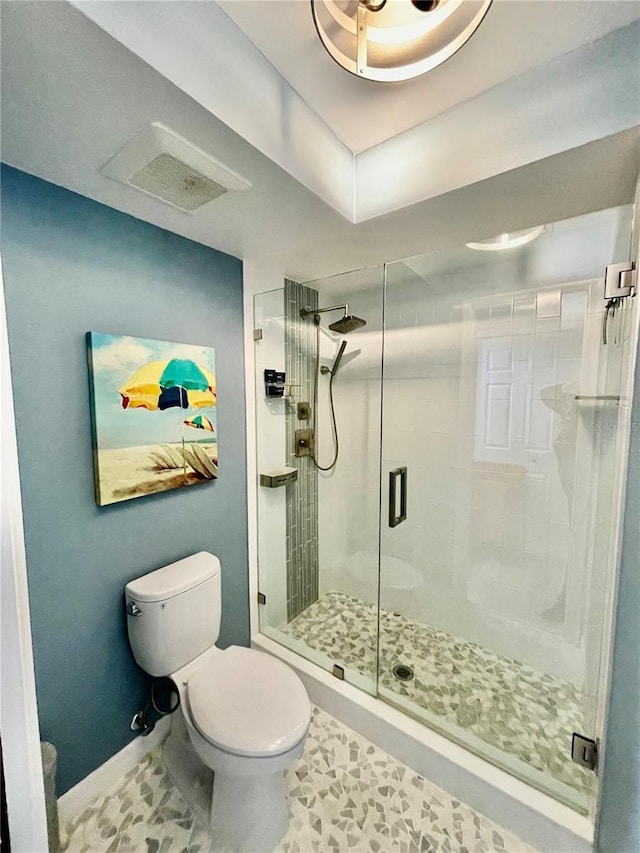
[594,172,640,853]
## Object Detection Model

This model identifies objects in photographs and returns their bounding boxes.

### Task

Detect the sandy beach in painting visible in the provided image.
[96,442,218,505]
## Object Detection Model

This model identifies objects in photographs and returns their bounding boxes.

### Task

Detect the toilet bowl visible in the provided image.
[172,644,309,850]
[125,553,310,851]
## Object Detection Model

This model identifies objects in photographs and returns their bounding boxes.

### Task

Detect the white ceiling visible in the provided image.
[1,1,638,282]
[68,0,639,222]
[219,0,640,153]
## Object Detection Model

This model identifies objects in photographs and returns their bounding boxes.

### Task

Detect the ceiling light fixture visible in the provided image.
[465,225,545,252]
[311,0,492,83]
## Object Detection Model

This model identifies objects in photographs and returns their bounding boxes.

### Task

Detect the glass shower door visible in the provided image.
[254,266,384,694]
[377,205,636,813]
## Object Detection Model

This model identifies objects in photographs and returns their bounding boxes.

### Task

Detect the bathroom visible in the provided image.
[1,2,639,853]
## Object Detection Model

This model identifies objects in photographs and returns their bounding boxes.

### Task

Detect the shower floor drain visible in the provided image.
[392,663,414,682]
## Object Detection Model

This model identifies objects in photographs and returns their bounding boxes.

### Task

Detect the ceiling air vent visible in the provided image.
[100,123,251,213]
[129,154,228,211]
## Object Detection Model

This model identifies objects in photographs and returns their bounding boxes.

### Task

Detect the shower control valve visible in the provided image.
[295,428,314,457]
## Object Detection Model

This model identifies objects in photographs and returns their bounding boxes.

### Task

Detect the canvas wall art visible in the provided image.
[87,332,218,506]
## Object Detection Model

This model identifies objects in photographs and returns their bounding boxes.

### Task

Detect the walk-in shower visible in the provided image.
[253,204,638,825]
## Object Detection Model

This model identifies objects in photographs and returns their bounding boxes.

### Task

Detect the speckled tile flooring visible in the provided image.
[64,706,537,853]
[279,592,591,797]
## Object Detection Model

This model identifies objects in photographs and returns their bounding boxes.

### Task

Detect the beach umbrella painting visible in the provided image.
[119,358,216,411]
[87,333,219,506]
[184,414,215,432]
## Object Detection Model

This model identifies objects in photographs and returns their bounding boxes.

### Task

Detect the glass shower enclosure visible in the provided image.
[254,204,637,816]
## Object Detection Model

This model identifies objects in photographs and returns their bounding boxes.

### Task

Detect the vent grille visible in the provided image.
[129,153,228,211]
[101,124,251,212]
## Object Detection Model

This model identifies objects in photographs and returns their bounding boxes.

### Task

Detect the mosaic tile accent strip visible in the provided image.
[64,707,537,853]
[284,279,319,620]
[279,592,592,797]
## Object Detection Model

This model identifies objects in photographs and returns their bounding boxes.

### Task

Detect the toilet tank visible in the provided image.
[125,552,221,677]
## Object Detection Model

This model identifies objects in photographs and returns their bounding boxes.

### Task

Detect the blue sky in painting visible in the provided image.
[88,332,217,450]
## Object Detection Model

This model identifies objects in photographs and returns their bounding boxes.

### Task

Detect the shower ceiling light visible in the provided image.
[311,0,492,82]
[465,225,545,252]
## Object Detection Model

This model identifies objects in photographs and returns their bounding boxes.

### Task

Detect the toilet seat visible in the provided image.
[186,646,310,758]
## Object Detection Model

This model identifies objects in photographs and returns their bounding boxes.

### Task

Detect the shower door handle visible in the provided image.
[388,467,407,528]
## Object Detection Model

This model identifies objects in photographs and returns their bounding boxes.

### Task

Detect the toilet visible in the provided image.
[125,552,310,851]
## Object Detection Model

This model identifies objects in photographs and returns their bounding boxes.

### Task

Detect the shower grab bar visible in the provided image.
[389,467,407,528]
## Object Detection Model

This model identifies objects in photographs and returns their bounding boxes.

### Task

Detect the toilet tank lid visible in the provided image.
[125,552,220,603]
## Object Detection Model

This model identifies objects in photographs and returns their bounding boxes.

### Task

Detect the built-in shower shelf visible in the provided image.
[259,466,298,488]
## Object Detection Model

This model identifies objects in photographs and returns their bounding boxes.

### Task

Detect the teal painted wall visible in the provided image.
[1,165,249,794]
[597,332,640,852]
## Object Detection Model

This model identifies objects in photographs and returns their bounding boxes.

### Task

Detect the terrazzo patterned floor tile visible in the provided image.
[63,706,537,853]
[63,751,210,853]
[279,592,591,796]
[277,707,537,853]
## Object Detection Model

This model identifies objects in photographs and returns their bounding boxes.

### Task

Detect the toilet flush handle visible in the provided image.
[126,600,143,617]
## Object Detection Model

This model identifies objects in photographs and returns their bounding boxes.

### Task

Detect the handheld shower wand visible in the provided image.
[322,340,348,377]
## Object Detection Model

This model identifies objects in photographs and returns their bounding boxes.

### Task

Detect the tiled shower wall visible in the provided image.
[285,279,319,620]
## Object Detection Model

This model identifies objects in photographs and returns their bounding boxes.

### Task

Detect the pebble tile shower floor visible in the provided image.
[279,592,591,796]
[64,706,536,853]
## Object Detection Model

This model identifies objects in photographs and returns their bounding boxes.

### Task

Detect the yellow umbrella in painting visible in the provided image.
[119,359,216,410]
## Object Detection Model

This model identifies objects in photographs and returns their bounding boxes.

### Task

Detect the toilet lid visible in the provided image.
[186,646,310,757]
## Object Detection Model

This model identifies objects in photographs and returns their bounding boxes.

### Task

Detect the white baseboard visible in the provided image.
[58,716,171,829]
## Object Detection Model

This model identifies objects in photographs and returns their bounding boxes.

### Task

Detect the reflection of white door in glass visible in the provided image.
[471,300,575,630]
[475,334,557,472]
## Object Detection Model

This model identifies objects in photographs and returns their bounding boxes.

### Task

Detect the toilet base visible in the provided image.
[162,715,213,829]
[163,713,302,852]
[210,768,288,852]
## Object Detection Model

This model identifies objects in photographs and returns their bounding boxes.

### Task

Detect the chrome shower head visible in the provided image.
[328,314,366,333]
